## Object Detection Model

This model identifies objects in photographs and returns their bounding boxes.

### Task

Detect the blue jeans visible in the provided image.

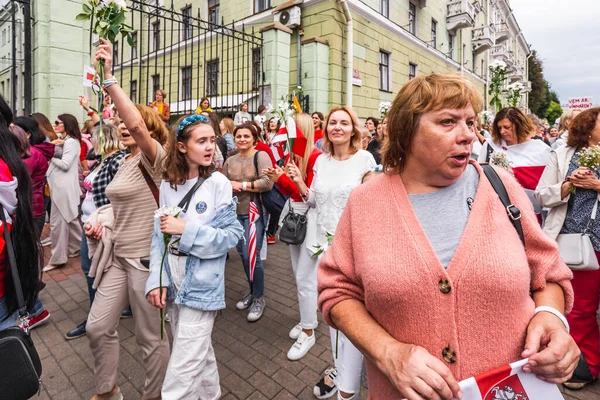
[0,296,18,330]
[236,214,265,298]
[80,231,95,306]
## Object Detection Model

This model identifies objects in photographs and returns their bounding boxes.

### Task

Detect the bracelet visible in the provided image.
[103,77,118,89]
[87,110,95,117]
[534,306,570,333]
[242,181,247,191]
[301,189,309,199]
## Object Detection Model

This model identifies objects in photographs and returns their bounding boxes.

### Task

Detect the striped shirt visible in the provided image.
[105,140,165,259]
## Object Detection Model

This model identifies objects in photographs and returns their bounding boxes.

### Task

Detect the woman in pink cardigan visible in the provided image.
[318,74,579,400]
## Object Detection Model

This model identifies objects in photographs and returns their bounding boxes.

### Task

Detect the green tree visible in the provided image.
[546,101,563,125]
[528,50,554,117]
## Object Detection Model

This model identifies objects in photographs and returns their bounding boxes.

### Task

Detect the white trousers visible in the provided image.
[330,327,363,396]
[48,204,81,265]
[289,242,319,330]
[161,306,220,400]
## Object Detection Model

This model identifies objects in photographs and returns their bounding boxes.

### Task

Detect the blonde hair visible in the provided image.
[322,106,363,157]
[558,109,581,133]
[221,117,235,134]
[293,113,315,179]
[93,124,125,155]
[135,104,168,145]
[382,74,483,172]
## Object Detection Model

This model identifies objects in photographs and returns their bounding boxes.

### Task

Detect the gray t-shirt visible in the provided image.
[408,164,479,268]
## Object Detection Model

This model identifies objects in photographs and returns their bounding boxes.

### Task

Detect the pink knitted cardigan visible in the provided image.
[318,162,574,399]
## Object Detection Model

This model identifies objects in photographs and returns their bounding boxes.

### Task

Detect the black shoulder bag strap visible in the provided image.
[0,204,28,318]
[482,164,525,246]
[177,172,212,214]
[252,151,264,217]
[485,141,494,163]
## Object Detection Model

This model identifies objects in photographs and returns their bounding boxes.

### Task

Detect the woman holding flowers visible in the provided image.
[478,107,551,219]
[85,39,170,400]
[264,113,322,361]
[145,114,243,399]
[535,107,600,390]
[223,122,273,322]
[286,106,376,400]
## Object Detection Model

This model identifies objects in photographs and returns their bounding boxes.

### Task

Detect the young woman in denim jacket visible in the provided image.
[145,115,243,400]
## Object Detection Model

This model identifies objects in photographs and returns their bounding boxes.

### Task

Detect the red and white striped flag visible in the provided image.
[247,201,260,281]
[458,359,562,400]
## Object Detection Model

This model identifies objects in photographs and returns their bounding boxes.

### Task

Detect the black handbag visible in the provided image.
[0,205,43,400]
[278,200,309,245]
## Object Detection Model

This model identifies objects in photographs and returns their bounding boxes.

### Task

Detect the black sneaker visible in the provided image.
[65,321,87,340]
[120,307,133,319]
[313,367,338,399]
[563,354,597,390]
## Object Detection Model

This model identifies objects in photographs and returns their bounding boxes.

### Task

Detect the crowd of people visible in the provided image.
[0,38,598,400]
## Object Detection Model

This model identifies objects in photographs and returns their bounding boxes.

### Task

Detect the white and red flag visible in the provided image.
[83,65,98,88]
[247,201,260,281]
[486,139,551,214]
[457,359,563,400]
[271,116,308,159]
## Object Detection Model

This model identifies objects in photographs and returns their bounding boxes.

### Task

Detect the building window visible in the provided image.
[481,59,485,77]
[206,59,219,96]
[208,0,219,25]
[431,19,437,48]
[379,51,390,92]
[152,74,161,95]
[380,0,389,18]
[130,80,138,103]
[254,0,270,13]
[409,63,417,80]
[182,6,192,40]
[113,41,119,66]
[408,3,416,35]
[131,32,137,59]
[152,21,160,51]
[472,52,476,72]
[181,66,192,100]
[252,48,261,90]
[2,29,5,46]
[447,32,454,59]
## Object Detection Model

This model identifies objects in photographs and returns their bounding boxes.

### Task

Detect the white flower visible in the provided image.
[102,0,127,10]
[489,60,507,70]
[266,103,274,113]
[277,100,289,113]
[154,206,182,219]
[297,86,302,89]
[378,101,392,116]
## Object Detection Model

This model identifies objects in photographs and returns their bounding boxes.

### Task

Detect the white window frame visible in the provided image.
[379,50,391,92]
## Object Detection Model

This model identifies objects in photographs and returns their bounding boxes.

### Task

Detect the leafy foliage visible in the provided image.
[546,101,563,125]
[528,50,561,120]
[76,0,134,46]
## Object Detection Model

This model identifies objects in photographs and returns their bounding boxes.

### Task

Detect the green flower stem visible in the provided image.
[97,59,105,159]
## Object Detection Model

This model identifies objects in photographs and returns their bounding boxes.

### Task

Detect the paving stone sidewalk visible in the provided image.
[33,236,600,400]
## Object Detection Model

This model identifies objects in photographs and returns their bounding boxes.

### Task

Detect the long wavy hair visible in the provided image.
[0,96,41,318]
[31,112,57,141]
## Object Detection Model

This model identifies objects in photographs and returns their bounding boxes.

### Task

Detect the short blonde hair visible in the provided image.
[93,124,125,155]
[322,106,363,157]
[382,74,483,172]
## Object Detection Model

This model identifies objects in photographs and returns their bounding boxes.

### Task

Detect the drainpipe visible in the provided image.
[339,0,353,107]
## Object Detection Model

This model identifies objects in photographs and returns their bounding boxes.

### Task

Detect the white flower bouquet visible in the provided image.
[490,151,513,173]
[379,101,392,118]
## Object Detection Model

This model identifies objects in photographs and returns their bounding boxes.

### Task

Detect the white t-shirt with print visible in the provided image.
[159,171,232,290]
[81,168,100,224]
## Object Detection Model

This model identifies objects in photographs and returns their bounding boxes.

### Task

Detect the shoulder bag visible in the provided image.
[139,161,160,206]
[0,205,43,400]
[555,194,600,271]
[252,152,288,216]
[278,200,309,245]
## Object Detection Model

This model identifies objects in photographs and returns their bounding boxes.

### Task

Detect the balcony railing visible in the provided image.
[472,25,495,54]
[494,22,509,43]
[447,0,475,32]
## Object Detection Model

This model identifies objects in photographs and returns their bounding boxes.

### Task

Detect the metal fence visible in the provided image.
[111,0,265,120]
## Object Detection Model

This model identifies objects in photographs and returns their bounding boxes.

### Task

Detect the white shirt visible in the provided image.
[81,168,100,223]
[159,171,232,290]
[254,114,266,128]
[308,150,376,238]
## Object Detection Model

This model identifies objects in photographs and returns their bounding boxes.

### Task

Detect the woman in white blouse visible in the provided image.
[287,106,376,400]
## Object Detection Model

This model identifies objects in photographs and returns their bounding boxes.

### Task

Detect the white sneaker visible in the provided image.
[247,298,265,322]
[289,323,302,340]
[236,293,253,310]
[43,264,63,272]
[287,331,315,361]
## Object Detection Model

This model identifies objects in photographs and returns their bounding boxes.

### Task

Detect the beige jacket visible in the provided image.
[534,146,577,240]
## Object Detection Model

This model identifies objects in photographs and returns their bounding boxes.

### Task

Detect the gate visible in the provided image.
[111,0,265,119]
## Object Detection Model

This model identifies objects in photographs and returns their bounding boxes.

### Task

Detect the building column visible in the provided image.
[260,22,292,106]
[301,37,329,114]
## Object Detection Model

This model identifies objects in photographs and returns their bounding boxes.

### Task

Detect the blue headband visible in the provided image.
[176,114,210,137]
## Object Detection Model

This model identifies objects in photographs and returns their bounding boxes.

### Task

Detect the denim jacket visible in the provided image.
[145,199,244,311]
